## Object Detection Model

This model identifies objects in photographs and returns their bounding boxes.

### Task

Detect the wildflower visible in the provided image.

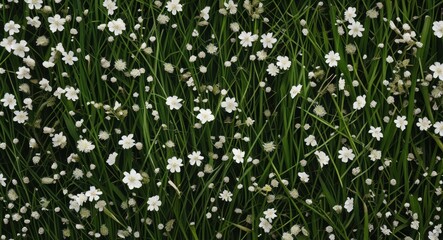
[103,0,117,15]
[196,108,215,124]
[16,66,31,79]
[238,31,258,47]
[13,110,28,124]
[200,6,210,20]
[314,150,330,168]
[166,157,183,173]
[344,197,354,212]
[219,189,233,202]
[85,186,103,202]
[64,86,80,101]
[48,14,66,32]
[1,93,17,109]
[77,139,95,153]
[1,36,16,52]
[304,135,317,147]
[344,7,357,22]
[62,51,78,65]
[188,151,204,166]
[276,56,291,70]
[338,147,355,163]
[232,148,245,163]
[263,208,277,222]
[416,117,432,131]
[224,0,238,14]
[114,59,127,71]
[107,18,126,35]
[368,149,382,161]
[434,121,443,136]
[432,21,443,38]
[0,173,6,187]
[298,172,309,183]
[313,105,327,117]
[166,96,183,110]
[352,95,366,110]
[380,225,392,235]
[221,97,238,113]
[12,40,29,58]
[118,134,135,149]
[166,0,183,15]
[260,32,277,49]
[262,142,276,152]
[348,21,365,37]
[52,132,67,148]
[290,84,302,98]
[258,217,273,233]
[122,169,143,190]
[4,20,20,35]
[394,115,408,131]
[147,195,162,211]
[106,152,118,165]
[429,62,443,80]
[325,51,340,67]
[368,126,383,141]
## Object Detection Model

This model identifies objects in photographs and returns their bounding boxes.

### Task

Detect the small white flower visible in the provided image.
[304,135,317,147]
[238,31,258,47]
[338,147,355,163]
[266,63,279,76]
[344,7,357,22]
[260,32,277,49]
[1,93,17,109]
[166,157,183,173]
[106,152,118,165]
[77,139,95,153]
[394,115,408,131]
[434,121,443,137]
[314,150,330,168]
[52,132,67,148]
[298,172,309,183]
[325,51,340,67]
[188,151,204,166]
[258,217,273,233]
[276,56,291,70]
[221,97,238,113]
[352,95,366,110]
[4,20,20,35]
[85,186,102,202]
[147,195,162,211]
[368,126,383,141]
[344,197,354,212]
[122,169,143,190]
[219,189,233,202]
[13,110,28,124]
[196,109,215,124]
[224,0,238,14]
[429,62,443,81]
[0,173,6,187]
[118,134,135,149]
[232,148,245,164]
[263,208,277,223]
[166,0,183,15]
[290,84,302,99]
[48,14,66,33]
[432,21,443,38]
[108,18,126,35]
[348,21,365,37]
[416,117,432,131]
[166,96,183,110]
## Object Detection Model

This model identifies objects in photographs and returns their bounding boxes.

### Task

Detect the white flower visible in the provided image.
[290,84,302,98]
[12,40,29,58]
[77,139,95,153]
[276,56,291,70]
[416,117,432,131]
[232,148,245,164]
[315,150,330,168]
[394,115,408,131]
[344,7,357,22]
[64,86,80,101]
[352,95,366,110]
[118,134,135,149]
[85,186,102,202]
[122,169,143,190]
[103,0,118,15]
[196,108,215,124]
[258,217,273,233]
[224,0,238,14]
[238,31,258,47]
[166,157,183,173]
[200,6,210,20]
[48,14,66,33]
[260,32,277,49]
[298,172,309,183]
[62,51,78,65]
[338,147,355,163]
[263,208,277,223]
[16,66,31,79]
[166,96,183,110]
[219,189,233,202]
[0,36,16,52]
[4,20,20,35]
[1,93,17,109]
[0,173,6,187]
[221,97,238,113]
[325,51,340,67]
[166,0,183,15]
[348,21,365,37]
[108,18,126,35]
[304,135,317,147]
[266,63,279,76]
[432,21,443,38]
[430,62,443,80]
[52,132,67,148]
[106,152,118,165]
[434,121,443,137]
[25,0,43,9]
[344,197,354,212]
[13,110,28,124]
[368,126,383,141]
[188,151,204,166]
[147,195,162,211]
[380,225,392,236]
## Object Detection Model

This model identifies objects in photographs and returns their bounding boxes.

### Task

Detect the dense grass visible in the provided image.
[1,0,443,239]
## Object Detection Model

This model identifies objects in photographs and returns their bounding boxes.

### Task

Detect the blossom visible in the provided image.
[290,85,302,98]
[0,173,6,187]
[219,190,233,202]
[103,0,118,15]
[348,21,365,37]
[196,109,215,124]
[108,18,126,35]
[188,151,204,166]
[325,51,340,67]
[394,115,408,131]
[344,7,357,22]
[258,217,273,233]
[64,86,80,101]
[298,172,309,183]
[314,150,330,168]
[48,14,66,32]
[434,121,443,137]
[166,96,183,110]
[166,0,183,15]
[338,147,355,163]
[224,0,238,14]
[260,32,277,49]
[122,169,143,190]
[118,134,135,149]
[276,56,291,70]
[344,197,354,212]
[25,0,43,9]
[147,195,162,211]
[13,110,28,124]
[416,117,432,131]
[52,132,67,148]
[304,135,317,147]
[166,157,183,173]
[263,208,277,222]
[85,186,102,202]
[16,66,31,79]
[266,63,279,76]
[232,148,245,163]
[1,93,17,109]
[62,51,78,65]
[368,126,383,141]
[4,20,20,35]
[77,139,95,153]
[352,95,366,110]
[221,97,238,113]
[106,152,118,165]
[432,21,443,38]
[429,62,443,80]
[12,40,29,58]
[238,31,258,47]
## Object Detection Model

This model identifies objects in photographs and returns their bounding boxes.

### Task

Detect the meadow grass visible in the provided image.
[1,0,443,239]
